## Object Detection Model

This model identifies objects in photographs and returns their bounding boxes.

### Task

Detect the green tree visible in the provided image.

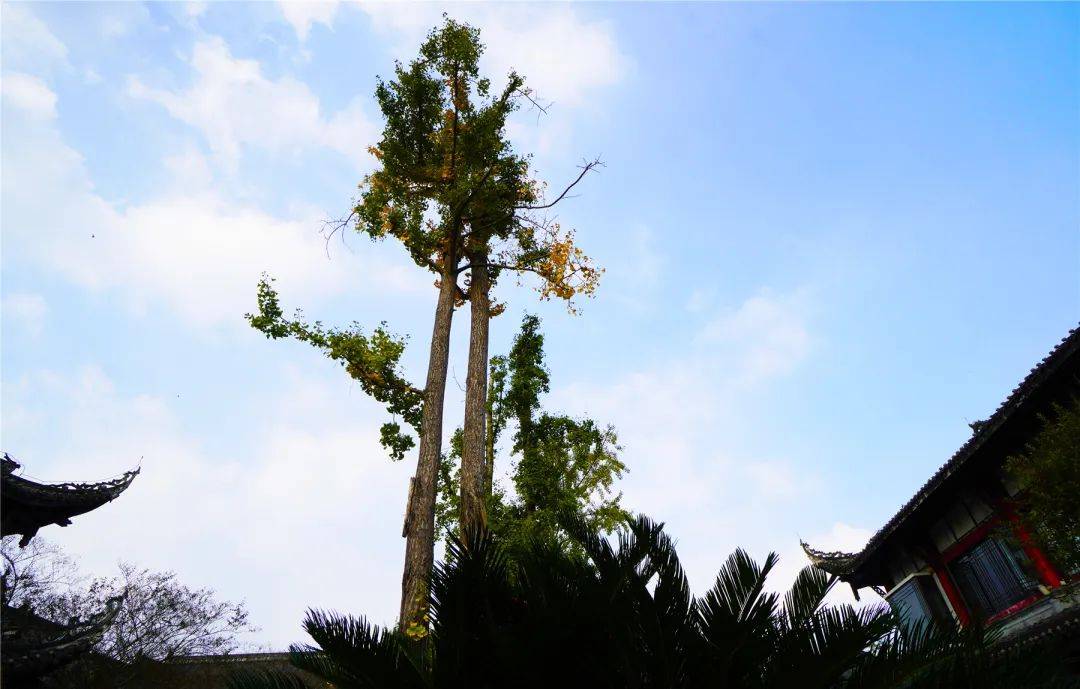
[456,158,602,543]
[248,17,539,634]
[1005,397,1080,577]
[436,315,628,558]
[250,18,602,634]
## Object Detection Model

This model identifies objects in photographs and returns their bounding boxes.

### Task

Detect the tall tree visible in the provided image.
[248,18,560,634]
[452,147,602,540]
[458,202,603,539]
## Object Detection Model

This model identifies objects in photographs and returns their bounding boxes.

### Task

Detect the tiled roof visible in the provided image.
[803,325,1080,581]
[1,453,140,546]
[1,596,123,681]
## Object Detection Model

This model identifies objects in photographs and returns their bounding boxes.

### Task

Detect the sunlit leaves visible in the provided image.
[246,276,422,461]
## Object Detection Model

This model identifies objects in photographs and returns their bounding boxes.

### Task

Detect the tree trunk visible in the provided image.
[398,259,457,633]
[483,366,497,498]
[459,256,490,537]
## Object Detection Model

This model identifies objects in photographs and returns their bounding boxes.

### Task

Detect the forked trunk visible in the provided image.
[398,258,457,633]
[459,255,490,537]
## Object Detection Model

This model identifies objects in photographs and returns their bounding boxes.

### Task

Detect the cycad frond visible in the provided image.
[699,548,780,629]
[291,610,426,689]
[781,565,833,631]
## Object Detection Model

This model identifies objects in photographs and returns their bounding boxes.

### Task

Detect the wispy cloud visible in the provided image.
[0,4,69,74]
[3,364,412,648]
[128,36,378,171]
[547,286,826,594]
[696,288,816,385]
[3,63,421,330]
[2,293,49,338]
[1,72,58,118]
[278,1,341,42]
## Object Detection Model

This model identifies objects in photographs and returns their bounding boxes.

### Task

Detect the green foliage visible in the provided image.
[485,354,510,450]
[355,14,600,312]
[246,15,594,468]
[237,518,1075,689]
[355,15,532,277]
[503,314,550,445]
[248,13,601,462]
[1005,397,1080,576]
[247,276,423,461]
[436,315,628,556]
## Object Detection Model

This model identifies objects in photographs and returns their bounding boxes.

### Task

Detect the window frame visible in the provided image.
[940,516,1044,623]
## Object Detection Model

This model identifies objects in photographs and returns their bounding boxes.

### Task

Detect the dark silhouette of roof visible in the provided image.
[1,453,139,547]
[1,596,123,683]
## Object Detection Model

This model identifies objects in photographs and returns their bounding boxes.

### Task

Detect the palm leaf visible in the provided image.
[290,609,427,689]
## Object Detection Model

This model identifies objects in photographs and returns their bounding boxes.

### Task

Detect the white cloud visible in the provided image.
[685,287,716,314]
[2,72,58,118]
[0,4,69,74]
[696,289,815,385]
[744,460,822,500]
[552,288,819,511]
[2,364,412,648]
[279,1,340,42]
[186,2,209,19]
[604,224,667,312]
[546,287,827,596]
[3,69,422,330]
[2,292,48,337]
[358,3,628,109]
[128,36,378,171]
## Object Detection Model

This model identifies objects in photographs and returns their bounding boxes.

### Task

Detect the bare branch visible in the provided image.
[321,209,358,259]
[516,87,552,117]
[517,158,604,210]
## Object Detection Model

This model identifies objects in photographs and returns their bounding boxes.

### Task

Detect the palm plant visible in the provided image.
[230,516,1075,689]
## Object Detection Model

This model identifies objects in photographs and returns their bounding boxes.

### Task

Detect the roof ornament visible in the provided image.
[1,452,140,547]
[799,541,858,578]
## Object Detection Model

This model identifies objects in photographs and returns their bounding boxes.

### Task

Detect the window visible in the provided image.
[948,536,1038,619]
[886,574,950,628]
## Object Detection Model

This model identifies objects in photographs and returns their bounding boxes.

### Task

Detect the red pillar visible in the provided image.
[928,558,971,626]
[1000,505,1063,588]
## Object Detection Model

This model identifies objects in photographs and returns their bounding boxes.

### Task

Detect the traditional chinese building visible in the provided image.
[1,453,139,687]
[803,327,1079,640]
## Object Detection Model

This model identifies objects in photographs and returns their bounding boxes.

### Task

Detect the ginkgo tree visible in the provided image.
[248,16,602,636]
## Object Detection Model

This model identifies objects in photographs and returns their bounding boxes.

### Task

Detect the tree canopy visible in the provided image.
[1005,397,1080,577]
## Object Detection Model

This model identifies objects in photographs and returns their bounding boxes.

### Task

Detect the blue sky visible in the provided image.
[2,2,1077,649]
